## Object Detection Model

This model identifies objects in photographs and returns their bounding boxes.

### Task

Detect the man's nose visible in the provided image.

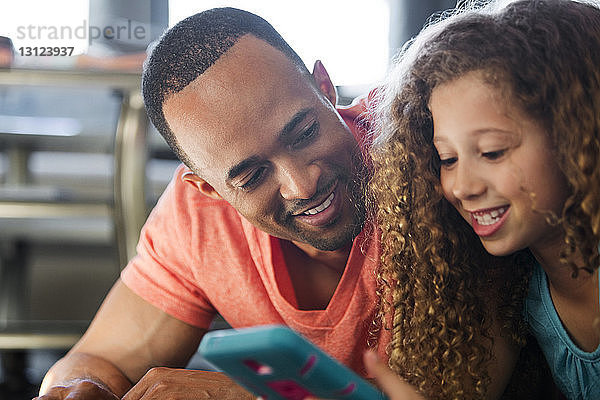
[451,161,486,201]
[278,162,321,200]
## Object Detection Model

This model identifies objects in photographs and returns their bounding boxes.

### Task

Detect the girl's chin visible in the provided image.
[480,239,520,257]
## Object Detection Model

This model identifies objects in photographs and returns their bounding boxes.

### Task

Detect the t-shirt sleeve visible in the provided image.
[337,89,377,169]
[121,165,217,328]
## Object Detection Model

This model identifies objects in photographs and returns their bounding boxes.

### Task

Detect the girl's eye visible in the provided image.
[482,149,507,160]
[439,157,457,168]
[239,167,267,191]
[291,122,319,149]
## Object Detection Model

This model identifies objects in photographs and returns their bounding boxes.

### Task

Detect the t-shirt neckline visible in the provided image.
[245,220,372,329]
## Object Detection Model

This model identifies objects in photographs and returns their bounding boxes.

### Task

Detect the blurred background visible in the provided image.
[0,0,454,398]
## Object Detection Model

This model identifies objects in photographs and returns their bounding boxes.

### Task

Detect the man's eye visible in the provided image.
[482,149,507,160]
[239,167,267,190]
[291,122,319,148]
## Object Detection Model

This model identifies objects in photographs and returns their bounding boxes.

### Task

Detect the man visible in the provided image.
[36,8,386,400]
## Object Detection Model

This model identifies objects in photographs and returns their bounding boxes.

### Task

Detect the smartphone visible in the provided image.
[199,325,387,400]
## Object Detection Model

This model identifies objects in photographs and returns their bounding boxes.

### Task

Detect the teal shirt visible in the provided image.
[524,264,600,400]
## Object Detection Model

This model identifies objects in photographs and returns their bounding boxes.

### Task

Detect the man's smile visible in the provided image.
[302,192,335,215]
[292,184,342,227]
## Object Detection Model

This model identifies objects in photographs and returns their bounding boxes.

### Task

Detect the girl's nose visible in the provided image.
[451,161,486,201]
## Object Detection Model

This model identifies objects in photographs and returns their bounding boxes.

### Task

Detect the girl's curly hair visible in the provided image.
[369,0,600,398]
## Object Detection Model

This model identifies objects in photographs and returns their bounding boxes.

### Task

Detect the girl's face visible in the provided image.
[430,72,570,256]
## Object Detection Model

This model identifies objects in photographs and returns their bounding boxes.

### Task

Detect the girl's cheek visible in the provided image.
[439,173,455,203]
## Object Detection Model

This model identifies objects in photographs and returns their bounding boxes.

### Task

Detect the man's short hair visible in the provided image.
[142,7,309,167]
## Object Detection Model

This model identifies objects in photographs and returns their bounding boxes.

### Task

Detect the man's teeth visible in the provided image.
[303,193,334,215]
[473,207,507,226]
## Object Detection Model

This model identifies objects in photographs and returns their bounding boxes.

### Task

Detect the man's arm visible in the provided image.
[36,279,206,398]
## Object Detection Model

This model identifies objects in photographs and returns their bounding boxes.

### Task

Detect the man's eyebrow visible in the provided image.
[279,108,311,141]
[226,108,312,182]
[227,155,261,182]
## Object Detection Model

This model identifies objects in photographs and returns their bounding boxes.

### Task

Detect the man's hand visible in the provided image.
[33,378,120,400]
[33,369,255,400]
[122,368,256,400]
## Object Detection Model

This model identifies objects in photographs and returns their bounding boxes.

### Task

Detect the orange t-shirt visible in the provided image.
[121,98,390,375]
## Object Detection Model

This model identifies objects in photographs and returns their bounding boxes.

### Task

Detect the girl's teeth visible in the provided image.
[304,193,334,215]
[473,207,506,226]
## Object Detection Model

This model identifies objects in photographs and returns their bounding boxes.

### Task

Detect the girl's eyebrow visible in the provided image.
[434,128,516,144]
[471,128,515,137]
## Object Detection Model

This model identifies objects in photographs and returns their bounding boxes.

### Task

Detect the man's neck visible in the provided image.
[278,240,353,310]
[290,240,353,273]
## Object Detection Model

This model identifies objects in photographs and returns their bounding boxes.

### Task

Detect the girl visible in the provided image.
[370,0,600,399]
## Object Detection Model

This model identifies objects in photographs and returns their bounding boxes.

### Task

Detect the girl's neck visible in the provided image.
[530,235,594,298]
[531,234,600,352]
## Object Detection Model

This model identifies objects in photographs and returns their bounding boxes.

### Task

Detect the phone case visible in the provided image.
[199,325,387,400]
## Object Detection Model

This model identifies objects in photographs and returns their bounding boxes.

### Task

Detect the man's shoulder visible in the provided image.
[336,89,378,144]
[141,164,252,254]
[337,91,373,122]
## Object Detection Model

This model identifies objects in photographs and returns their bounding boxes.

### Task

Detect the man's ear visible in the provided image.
[312,60,337,106]
[182,171,223,200]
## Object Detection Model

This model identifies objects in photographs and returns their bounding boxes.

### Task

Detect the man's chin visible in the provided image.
[298,222,364,251]
[306,239,352,252]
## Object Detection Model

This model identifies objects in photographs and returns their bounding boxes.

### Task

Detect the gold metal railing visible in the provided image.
[0,67,149,349]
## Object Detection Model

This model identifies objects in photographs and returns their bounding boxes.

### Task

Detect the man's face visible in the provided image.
[163,35,365,251]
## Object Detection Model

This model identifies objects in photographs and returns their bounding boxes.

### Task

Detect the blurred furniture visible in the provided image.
[0,68,148,351]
